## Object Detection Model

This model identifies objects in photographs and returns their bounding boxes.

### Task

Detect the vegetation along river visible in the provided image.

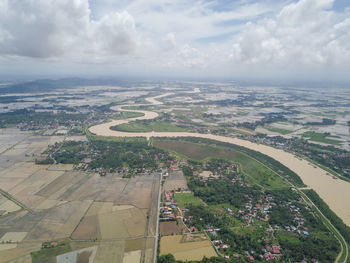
[89,94,350,227]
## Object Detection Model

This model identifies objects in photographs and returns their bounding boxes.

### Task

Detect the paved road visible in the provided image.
[89,93,350,263]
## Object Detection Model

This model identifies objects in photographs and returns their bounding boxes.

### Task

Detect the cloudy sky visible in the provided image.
[0,0,350,82]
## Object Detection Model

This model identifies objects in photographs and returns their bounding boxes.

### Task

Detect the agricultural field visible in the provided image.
[159,234,217,261]
[266,127,293,135]
[112,120,187,133]
[1,80,350,262]
[302,131,342,145]
[163,171,188,192]
[0,129,160,263]
[159,221,186,235]
[174,192,203,207]
[154,139,287,190]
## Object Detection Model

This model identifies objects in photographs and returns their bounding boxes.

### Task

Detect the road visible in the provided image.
[89,93,350,263]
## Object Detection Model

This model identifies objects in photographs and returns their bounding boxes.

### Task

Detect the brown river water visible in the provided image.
[89,94,350,226]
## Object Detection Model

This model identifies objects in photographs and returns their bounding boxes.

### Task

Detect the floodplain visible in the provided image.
[0,129,160,263]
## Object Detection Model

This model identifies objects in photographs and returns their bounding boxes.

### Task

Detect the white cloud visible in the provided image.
[0,0,137,58]
[0,0,349,81]
[230,0,350,69]
[88,11,136,56]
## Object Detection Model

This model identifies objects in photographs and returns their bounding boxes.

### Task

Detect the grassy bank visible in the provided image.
[301,189,349,262]
[154,139,287,190]
[156,137,305,187]
[303,189,350,244]
[116,111,144,119]
[266,127,293,135]
[111,121,188,133]
[302,131,342,145]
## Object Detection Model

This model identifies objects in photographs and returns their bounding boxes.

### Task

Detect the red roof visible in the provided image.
[220,244,229,249]
[272,246,280,254]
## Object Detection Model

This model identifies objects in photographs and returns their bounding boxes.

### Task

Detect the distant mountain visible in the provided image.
[0,78,132,94]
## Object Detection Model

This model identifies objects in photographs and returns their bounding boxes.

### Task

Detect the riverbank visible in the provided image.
[89,94,350,227]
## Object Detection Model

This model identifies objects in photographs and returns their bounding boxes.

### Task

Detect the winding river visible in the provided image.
[89,94,350,226]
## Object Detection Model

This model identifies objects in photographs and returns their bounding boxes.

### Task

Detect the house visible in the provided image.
[272,246,280,254]
[248,255,255,261]
[220,244,230,249]
[190,226,198,232]
[264,254,275,261]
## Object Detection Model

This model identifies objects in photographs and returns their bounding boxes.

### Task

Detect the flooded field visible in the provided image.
[89,94,350,227]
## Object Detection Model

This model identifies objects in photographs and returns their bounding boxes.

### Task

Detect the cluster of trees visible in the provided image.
[181,137,305,187]
[158,254,230,263]
[279,234,339,262]
[307,118,336,126]
[38,139,174,172]
[0,95,23,103]
[203,159,237,174]
[294,141,350,178]
[52,141,88,164]
[182,166,193,177]
[0,109,88,129]
[183,167,339,262]
[188,177,260,208]
[36,141,88,165]
[237,112,287,130]
[89,140,173,170]
[258,134,350,179]
[267,188,339,262]
[304,189,350,244]
[185,204,267,254]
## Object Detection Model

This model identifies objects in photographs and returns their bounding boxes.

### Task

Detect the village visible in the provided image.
[158,157,320,263]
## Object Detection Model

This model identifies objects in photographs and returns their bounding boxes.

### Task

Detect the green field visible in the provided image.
[31,240,71,263]
[116,111,144,119]
[111,121,188,133]
[302,131,341,145]
[266,127,293,135]
[154,140,287,189]
[174,192,203,207]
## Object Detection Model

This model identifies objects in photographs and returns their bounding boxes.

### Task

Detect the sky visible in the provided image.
[0,0,350,82]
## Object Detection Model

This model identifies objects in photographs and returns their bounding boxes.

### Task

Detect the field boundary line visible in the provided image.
[0,188,34,214]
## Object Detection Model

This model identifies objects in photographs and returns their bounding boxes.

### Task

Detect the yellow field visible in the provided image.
[98,207,146,239]
[0,132,160,262]
[0,232,28,242]
[0,200,21,214]
[93,241,125,263]
[0,244,17,251]
[123,250,141,263]
[71,215,101,240]
[48,163,74,171]
[160,234,217,261]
